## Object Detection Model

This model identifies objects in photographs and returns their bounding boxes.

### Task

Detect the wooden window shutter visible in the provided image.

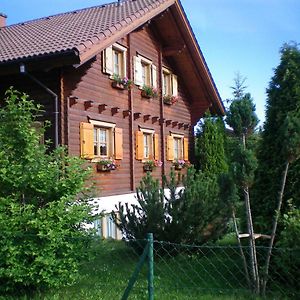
[154,133,159,160]
[80,122,94,159]
[133,56,143,86]
[103,46,113,75]
[114,128,123,160]
[166,135,174,161]
[172,74,178,96]
[122,50,127,78]
[135,130,144,160]
[184,137,189,161]
[151,65,157,88]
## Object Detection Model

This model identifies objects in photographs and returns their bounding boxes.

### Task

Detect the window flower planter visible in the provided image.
[111,81,125,90]
[143,164,153,172]
[141,90,152,99]
[96,159,117,172]
[163,95,178,105]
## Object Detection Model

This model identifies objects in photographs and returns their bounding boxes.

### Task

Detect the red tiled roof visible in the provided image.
[0,0,172,64]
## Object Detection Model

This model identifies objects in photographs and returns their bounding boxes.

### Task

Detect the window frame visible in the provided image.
[90,120,116,159]
[162,68,172,96]
[171,133,184,160]
[140,128,155,160]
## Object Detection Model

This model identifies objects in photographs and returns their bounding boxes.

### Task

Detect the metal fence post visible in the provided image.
[147,233,154,300]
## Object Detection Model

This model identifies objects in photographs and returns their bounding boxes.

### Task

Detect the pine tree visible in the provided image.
[252,43,300,232]
[195,115,228,174]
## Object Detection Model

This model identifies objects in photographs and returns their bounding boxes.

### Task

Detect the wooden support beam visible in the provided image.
[178,122,184,129]
[84,100,93,110]
[69,96,78,107]
[111,107,120,116]
[163,44,186,57]
[134,112,141,120]
[184,123,190,130]
[123,110,131,118]
[144,114,151,122]
[172,121,178,127]
[166,119,172,126]
[152,116,159,124]
[98,104,107,113]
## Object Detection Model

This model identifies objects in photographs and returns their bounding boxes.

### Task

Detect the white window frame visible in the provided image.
[106,214,116,239]
[103,43,127,78]
[162,67,178,97]
[90,120,116,159]
[134,54,157,88]
[140,127,155,160]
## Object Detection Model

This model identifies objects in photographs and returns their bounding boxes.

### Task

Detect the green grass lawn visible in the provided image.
[3,236,295,300]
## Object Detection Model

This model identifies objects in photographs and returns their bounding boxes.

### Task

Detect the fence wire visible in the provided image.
[1,236,299,299]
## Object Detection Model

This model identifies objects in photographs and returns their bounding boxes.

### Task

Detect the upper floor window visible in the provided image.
[134,54,157,89]
[80,120,123,160]
[103,43,127,78]
[162,67,178,97]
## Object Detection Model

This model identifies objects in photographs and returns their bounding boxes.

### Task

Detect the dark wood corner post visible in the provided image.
[128,34,135,191]
[158,47,166,179]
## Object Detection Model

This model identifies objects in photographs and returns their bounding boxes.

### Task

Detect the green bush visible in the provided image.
[0,89,94,294]
[113,168,234,245]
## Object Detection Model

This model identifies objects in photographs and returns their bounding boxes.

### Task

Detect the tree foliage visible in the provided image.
[0,89,94,293]
[252,43,300,232]
[113,168,234,245]
[195,116,228,175]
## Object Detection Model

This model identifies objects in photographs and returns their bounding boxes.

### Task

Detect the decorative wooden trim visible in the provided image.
[178,122,184,129]
[84,100,93,110]
[111,107,120,116]
[69,96,78,107]
[123,110,131,118]
[152,116,159,124]
[144,114,151,122]
[134,112,142,120]
[98,104,107,113]
[172,121,178,127]
[166,120,172,126]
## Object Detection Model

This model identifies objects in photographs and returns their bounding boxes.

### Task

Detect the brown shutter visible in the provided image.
[184,137,189,161]
[114,128,123,160]
[80,122,94,159]
[154,133,159,160]
[135,130,144,160]
[166,135,174,161]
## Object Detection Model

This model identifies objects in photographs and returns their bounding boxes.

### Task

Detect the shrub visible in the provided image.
[0,89,94,294]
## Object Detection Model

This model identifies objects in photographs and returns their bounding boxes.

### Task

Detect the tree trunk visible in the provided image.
[244,186,260,293]
[242,133,260,293]
[262,161,289,295]
[232,207,251,289]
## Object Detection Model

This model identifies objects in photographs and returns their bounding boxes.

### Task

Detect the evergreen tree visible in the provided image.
[252,43,300,232]
[226,77,260,293]
[195,116,228,174]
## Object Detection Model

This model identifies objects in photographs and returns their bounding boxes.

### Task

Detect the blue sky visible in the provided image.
[1,0,300,124]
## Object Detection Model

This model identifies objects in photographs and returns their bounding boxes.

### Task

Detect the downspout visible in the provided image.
[20,63,59,148]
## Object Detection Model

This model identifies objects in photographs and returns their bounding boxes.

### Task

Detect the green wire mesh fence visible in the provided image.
[1,235,299,299]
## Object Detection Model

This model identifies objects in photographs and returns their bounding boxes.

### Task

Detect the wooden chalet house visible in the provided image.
[0,0,224,238]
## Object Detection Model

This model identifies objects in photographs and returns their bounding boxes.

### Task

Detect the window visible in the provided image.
[136,128,159,161]
[103,43,127,77]
[93,219,102,237]
[143,132,153,159]
[173,136,183,160]
[167,133,189,161]
[106,215,116,239]
[80,121,123,160]
[134,55,157,88]
[93,127,111,157]
[162,68,178,97]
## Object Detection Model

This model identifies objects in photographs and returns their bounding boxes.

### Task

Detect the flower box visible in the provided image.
[143,164,153,172]
[141,90,152,99]
[96,159,117,172]
[111,81,125,90]
[174,164,183,170]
